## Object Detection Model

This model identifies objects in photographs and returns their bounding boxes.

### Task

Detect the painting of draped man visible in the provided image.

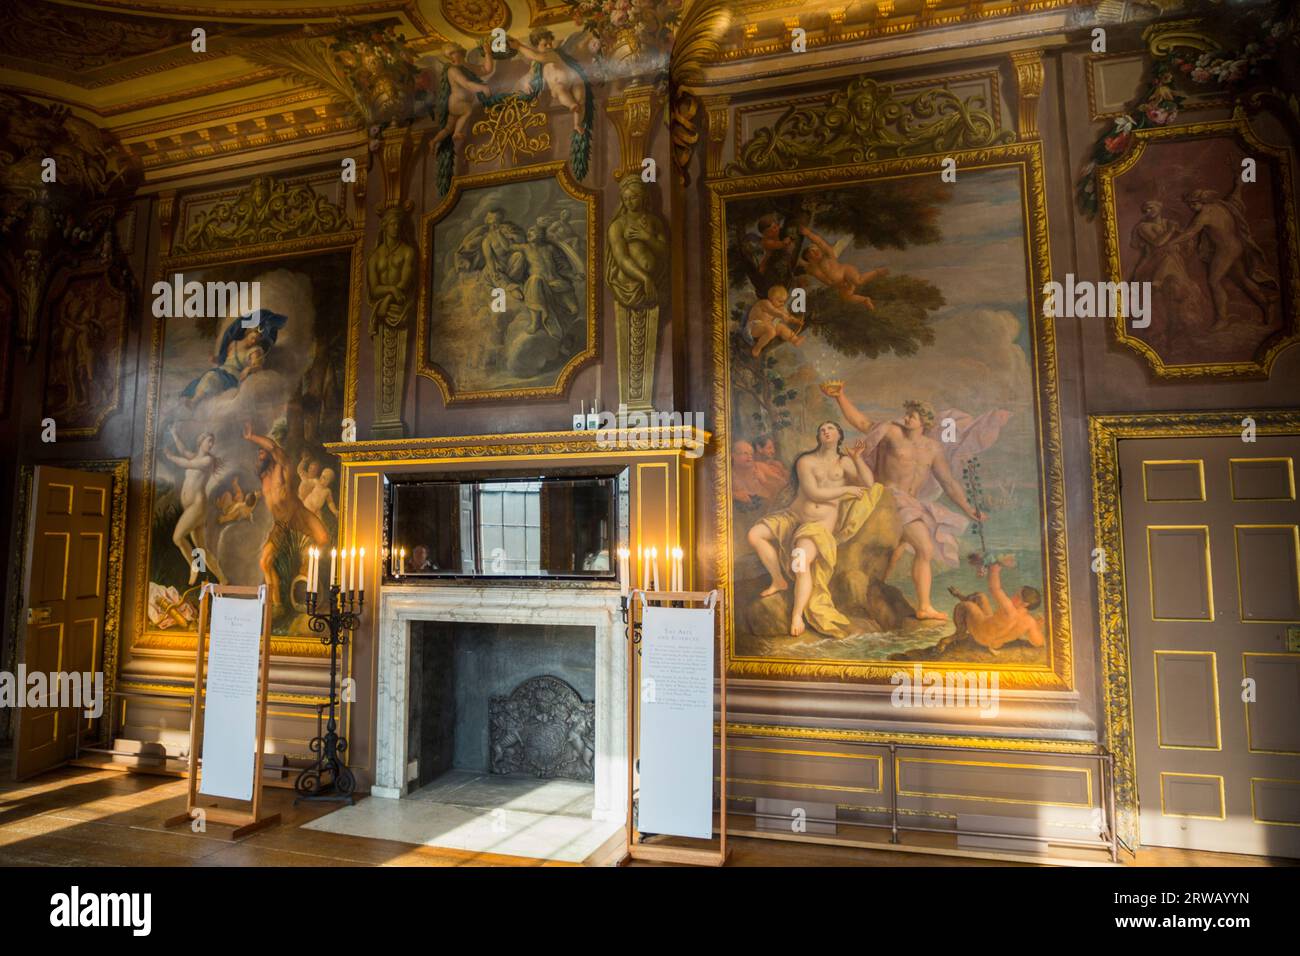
[710,147,1071,684]
[143,250,353,638]
[418,163,597,401]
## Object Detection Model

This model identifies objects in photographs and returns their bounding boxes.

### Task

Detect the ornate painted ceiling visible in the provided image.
[0,0,1103,183]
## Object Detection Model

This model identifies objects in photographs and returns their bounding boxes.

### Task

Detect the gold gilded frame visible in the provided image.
[709,141,1073,689]
[1089,409,1300,850]
[132,230,364,659]
[414,160,600,404]
[1097,113,1300,380]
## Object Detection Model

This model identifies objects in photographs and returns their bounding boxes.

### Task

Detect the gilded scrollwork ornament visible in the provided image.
[728,77,1015,175]
[174,174,351,254]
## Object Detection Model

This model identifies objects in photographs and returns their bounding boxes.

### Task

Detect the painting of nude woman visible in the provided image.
[709,144,1073,688]
[141,248,355,641]
[1099,119,1299,379]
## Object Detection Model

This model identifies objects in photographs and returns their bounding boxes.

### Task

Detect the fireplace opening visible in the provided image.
[407,621,597,818]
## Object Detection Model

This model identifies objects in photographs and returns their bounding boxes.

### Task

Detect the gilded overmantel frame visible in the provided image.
[132,209,364,659]
[1089,410,1300,851]
[414,161,601,405]
[709,141,1074,690]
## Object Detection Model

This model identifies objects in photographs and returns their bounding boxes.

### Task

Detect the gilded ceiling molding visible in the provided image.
[173,174,351,254]
[1010,49,1045,141]
[441,0,511,35]
[526,0,571,28]
[669,0,736,186]
[243,21,423,130]
[0,92,138,361]
[727,76,1013,174]
[715,0,1083,61]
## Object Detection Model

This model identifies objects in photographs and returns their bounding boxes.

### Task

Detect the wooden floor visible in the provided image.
[0,765,1290,867]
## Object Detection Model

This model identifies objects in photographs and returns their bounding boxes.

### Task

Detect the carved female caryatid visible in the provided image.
[605,176,668,410]
[367,203,416,437]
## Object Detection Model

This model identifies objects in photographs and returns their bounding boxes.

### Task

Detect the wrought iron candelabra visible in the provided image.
[295,583,360,803]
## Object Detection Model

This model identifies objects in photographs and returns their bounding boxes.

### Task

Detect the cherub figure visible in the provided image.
[502,28,593,179]
[511,29,588,133]
[798,225,889,308]
[216,476,259,525]
[426,40,496,149]
[745,285,804,357]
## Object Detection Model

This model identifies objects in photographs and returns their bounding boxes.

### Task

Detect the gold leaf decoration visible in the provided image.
[175,175,351,254]
[729,76,1015,175]
[669,0,735,186]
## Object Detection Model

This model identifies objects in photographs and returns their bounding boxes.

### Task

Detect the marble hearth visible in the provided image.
[373,584,628,823]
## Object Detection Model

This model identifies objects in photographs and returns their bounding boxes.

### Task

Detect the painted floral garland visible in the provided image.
[1076,5,1296,216]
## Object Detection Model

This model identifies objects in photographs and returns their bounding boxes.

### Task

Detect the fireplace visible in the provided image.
[373,584,627,823]
[406,621,595,790]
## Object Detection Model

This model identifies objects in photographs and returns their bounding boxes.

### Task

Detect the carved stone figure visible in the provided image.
[368,204,416,438]
[606,177,668,411]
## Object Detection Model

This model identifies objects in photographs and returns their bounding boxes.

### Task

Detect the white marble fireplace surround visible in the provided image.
[373,584,628,823]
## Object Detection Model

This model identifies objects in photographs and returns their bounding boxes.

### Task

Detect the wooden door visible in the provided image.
[1120,435,1300,856]
[13,466,113,780]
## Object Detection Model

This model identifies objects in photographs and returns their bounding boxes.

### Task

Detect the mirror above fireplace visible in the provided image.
[384,472,621,581]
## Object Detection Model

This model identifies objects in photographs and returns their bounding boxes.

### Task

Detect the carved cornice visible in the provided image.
[715,0,1084,62]
[727,75,1014,174]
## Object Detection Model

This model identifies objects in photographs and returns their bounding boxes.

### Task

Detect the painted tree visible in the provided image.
[728,178,948,359]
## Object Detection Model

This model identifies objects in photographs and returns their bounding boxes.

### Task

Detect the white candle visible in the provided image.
[639,547,646,591]
[672,547,683,592]
[309,548,317,594]
[617,547,630,597]
[342,546,350,594]
[359,548,365,596]
[399,548,405,578]
[650,547,659,591]
[349,548,357,596]
[330,548,337,587]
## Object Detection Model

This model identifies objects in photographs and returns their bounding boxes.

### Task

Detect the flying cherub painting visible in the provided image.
[716,158,1066,680]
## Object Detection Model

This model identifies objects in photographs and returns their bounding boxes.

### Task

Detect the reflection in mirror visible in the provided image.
[386,474,617,580]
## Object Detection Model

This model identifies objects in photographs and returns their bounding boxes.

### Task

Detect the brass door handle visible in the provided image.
[26,606,52,625]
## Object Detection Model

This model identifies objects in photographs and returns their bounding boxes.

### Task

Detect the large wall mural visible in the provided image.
[710,140,1073,689]
[416,161,598,403]
[135,231,362,651]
